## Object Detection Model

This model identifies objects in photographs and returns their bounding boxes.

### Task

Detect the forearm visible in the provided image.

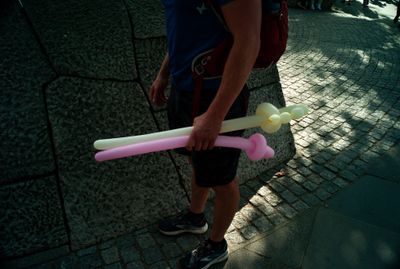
[206,0,261,121]
[185,0,261,150]
[150,53,170,105]
[207,36,260,121]
[158,53,170,78]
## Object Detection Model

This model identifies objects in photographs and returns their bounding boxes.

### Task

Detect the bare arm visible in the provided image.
[149,53,170,106]
[187,0,261,151]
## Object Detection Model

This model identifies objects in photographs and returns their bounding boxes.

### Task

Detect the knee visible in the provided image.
[213,179,239,196]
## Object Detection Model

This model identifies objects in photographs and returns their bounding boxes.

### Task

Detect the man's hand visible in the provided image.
[149,74,168,106]
[149,53,170,106]
[186,111,223,151]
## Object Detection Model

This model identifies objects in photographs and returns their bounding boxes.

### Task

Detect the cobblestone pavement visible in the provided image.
[3,2,400,269]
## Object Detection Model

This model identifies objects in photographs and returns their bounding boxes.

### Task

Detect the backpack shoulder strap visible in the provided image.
[204,0,229,31]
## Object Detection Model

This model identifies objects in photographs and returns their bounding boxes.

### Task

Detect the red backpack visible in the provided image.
[191,0,289,117]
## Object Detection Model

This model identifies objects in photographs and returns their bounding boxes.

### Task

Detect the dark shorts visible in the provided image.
[167,86,250,188]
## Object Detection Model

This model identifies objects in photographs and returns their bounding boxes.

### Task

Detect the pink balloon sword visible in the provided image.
[95,133,274,162]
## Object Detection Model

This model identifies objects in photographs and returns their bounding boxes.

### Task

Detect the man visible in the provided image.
[149,0,261,268]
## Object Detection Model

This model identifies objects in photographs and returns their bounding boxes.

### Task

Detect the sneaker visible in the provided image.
[158,211,208,236]
[178,239,229,269]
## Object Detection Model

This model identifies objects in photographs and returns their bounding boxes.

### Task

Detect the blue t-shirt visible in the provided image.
[163,0,280,91]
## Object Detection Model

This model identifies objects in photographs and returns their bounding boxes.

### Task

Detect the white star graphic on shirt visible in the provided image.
[196,3,207,15]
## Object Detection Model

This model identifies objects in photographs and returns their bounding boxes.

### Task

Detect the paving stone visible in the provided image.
[161,243,182,259]
[77,245,97,257]
[313,155,326,165]
[126,0,166,38]
[308,174,325,185]
[239,197,248,208]
[283,167,300,177]
[0,0,55,182]
[134,228,149,236]
[79,253,103,268]
[292,173,307,184]
[0,177,67,258]
[276,204,298,219]
[324,163,340,173]
[240,225,259,240]
[253,216,274,233]
[126,261,146,269]
[21,0,136,79]
[101,247,120,265]
[105,263,123,269]
[268,180,286,193]
[99,240,115,250]
[346,164,365,176]
[297,166,313,177]
[226,230,246,245]
[149,261,172,269]
[239,185,255,199]
[280,190,298,203]
[309,164,325,174]
[292,200,311,212]
[268,213,287,226]
[168,258,180,269]
[321,182,340,194]
[31,254,80,269]
[315,188,332,200]
[258,203,276,216]
[46,78,187,248]
[257,186,272,196]
[240,204,262,221]
[264,193,283,206]
[232,213,249,229]
[353,159,369,170]
[136,233,157,250]
[246,179,263,191]
[328,175,400,232]
[275,176,293,188]
[249,194,265,207]
[302,207,400,269]
[336,154,355,164]
[301,193,321,207]
[1,245,71,269]
[115,234,136,249]
[320,170,336,181]
[142,247,163,265]
[120,246,141,263]
[287,160,299,169]
[303,181,318,191]
[245,207,319,269]
[227,223,236,233]
[332,178,349,188]
[288,183,307,196]
[176,236,200,252]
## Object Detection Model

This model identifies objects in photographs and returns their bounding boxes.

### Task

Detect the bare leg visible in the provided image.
[188,157,210,214]
[209,178,240,242]
[189,175,210,213]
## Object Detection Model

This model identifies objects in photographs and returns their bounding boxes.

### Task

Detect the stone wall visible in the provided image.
[0,0,295,258]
